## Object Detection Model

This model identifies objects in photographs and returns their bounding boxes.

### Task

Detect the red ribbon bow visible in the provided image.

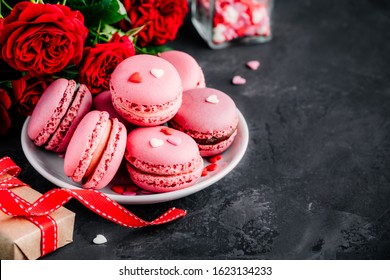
[0,157,186,257]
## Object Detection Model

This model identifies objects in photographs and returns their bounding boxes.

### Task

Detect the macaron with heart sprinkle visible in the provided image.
[169,87,239,156]
[125,126,203,193]
[110,54,183,126]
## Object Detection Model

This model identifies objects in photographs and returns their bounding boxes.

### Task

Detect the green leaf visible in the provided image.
[135,45,172,56]
[55,65,79,81]
[102,0,127,25]
[66,0,127,27]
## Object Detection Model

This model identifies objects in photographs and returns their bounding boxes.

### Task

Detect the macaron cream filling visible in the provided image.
[83,119,112,181]
[170,117,239,146]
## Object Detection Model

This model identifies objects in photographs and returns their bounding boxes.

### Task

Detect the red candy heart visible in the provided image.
[160,127,174,135]
[128,72,142,83]
[111,185,125,194]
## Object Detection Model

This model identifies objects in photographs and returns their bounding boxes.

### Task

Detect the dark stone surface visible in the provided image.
[1,0,390,259]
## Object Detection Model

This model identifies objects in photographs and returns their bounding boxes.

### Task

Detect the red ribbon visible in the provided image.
[0,157,187,257]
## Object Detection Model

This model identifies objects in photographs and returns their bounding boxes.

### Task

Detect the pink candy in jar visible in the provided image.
[192,0,273,49]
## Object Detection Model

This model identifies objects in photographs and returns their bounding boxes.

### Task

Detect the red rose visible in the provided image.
[119,0,188,47]
[79,33,135,94]
[12,75,53,116]
[0,89,11,135]
[0,2,88,77]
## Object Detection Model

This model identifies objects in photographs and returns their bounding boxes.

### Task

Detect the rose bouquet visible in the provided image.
[0,0,189,135]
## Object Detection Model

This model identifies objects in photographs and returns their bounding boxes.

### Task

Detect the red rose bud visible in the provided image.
[0,2,88,77]
[79,33,135,94]
[12,75,53,116]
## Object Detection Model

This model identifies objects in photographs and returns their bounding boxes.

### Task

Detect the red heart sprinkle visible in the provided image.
[111,185,125,194]
[160,127,174,135]
[206,163,217,172]
[125,185,139,192]
[128,72,142,83]
[209,154,222,163]
[201,168,208,177]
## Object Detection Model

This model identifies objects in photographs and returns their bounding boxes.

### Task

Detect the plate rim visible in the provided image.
[21,110,249,204]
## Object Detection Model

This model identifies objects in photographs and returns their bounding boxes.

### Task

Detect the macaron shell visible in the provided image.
[198,129,238,157]
[83,118,127,189]
[28,78,74,145]
[113,92,182,126]
[110,54,182,105]
[159,50,205,91]
[172,88,238,138]
[126,126,201,166]
[125,126,203,192]
[64,111,110,182]
[93,91,128,124]
[45,84,92,153]
[127,163,203,193]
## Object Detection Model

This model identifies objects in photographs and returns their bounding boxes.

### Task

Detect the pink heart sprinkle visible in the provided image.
[232,75,246,85]
[123,190,137,196]
[167,136,182,146]
[246,60,260,70]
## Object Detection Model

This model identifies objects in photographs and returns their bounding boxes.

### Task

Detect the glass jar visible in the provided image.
[191,0,273,49]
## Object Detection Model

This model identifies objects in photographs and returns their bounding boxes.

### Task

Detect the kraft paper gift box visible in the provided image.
[0,174,75,260]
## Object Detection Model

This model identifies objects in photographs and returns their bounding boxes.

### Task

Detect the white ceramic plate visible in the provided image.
[21,110,249,204]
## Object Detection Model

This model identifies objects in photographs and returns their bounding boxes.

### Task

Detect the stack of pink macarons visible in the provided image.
[27,50,240,194]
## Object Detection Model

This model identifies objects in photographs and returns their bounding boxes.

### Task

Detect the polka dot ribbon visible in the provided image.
[0,157,187,257]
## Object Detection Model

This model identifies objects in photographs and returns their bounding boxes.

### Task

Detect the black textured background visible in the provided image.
[1,0,390,259]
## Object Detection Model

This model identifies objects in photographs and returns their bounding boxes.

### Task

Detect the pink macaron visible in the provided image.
[169,88,239,157]
[28,78,92,153]
[110,54,183,126]
[125,126,203,193]
[159,50,206,91]
[93,90,136,131]
[64,110,127,189]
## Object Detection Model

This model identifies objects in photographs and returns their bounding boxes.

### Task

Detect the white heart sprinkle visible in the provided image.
[167,136,182,146]
[150,68,164,78]
[232,75,246,85]
[93,234,107,245]
[246,60,260,70]
[206,94,219,104]
[150,138,164,148]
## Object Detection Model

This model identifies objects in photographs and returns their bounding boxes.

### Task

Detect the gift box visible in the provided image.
[0,156,187,260]
[0,168,75,260]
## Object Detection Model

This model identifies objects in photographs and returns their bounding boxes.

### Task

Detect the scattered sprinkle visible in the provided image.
[150,138,164,148]
[246,60,260,70]
[160,127,174,135]
[112,185,142,196]
[308,202,313,211]
[206,94,219,104]
[167,136,181,146]
[206,163,218,172]
[93,234,107,245]
[123,190,137,196]
[232,75,246,85]
[128,72,142,83]
[209,154,222,163]
[111,185,125,194]
[150,68,164,78]
[201,168,208,177]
